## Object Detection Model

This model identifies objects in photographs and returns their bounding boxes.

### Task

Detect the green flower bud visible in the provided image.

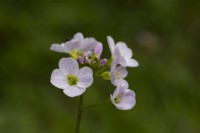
[101,71,110,80]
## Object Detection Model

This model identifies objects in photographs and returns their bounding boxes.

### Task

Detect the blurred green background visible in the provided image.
[1,0,200,133]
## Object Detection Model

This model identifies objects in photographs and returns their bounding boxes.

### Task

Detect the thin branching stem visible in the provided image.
[94,66,107,76]
[75,96,110,133]
[81,98,110,111]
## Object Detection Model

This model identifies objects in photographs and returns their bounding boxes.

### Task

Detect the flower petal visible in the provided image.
[50,33,85,54]
[111,56,119,71]
[116,66,128,78]
[110,66,129,87]
[119,89,136,110]
[124,58,139,67]
[111,86,136,110]
[116,42,132,58]
[63,85,86,97]
[50,69,69,89]
[64,41,80,52]
[112,86,120,98]
[110,71,116,85]
[118,57,127,67]
[118,57,139,67]
[59,58,79,75]
[110,94,116,105]
[65,33,85,52]
[107,36,115,55]
[110,86,123,108]
[79,38,98,52]
[73,32,84,41]
[77,67,93,88]
[50,43,67,53]
[113,79,129,88]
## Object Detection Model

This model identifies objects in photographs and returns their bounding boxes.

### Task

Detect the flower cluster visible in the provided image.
[50,32,139,110]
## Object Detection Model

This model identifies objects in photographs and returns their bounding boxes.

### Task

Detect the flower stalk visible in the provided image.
[75,95,84,133]
[81,98,110,111]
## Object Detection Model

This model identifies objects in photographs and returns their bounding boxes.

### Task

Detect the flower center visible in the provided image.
[70,49,80,59]
[67,74,78,85]
[114,93,123,104]
[115,71,122,79]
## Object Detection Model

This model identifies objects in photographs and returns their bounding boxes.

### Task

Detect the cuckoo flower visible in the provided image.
[50,33,83,54]
[110,65,128,88]
[109,55,128,87]
[110,85,136,110]
[107,36,139,67]
[50,32,102,59]
[50,57,93,97]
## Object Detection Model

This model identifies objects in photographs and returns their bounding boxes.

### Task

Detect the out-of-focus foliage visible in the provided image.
[0,0,200,133]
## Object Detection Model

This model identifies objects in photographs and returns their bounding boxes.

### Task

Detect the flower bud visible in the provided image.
[94,43,103,58]
[85,57,91,64]
[99,58,107,66]
[78,56,84,64]
[101,71,110,80]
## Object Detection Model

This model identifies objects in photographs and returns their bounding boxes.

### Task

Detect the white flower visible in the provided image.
[50,33,83,53]
[50,32,102,58]
[50,57,93,97]
[110,65,129,88]
[110,85,136,110]
[107,36,139,67]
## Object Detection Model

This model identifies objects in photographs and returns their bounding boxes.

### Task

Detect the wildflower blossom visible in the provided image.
[110,66,128,87]
[107,36,139,67]
[50,33,83,54]
[109,52,128,87]
[110,85,136,110]
[51,32,102,59]
[50,57,93,97]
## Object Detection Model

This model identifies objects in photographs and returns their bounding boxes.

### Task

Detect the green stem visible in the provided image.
[75,96,110,133]
[94,66,107,76]
[81,98,110,111]
[81,103,105,111]
[75,95,83,133]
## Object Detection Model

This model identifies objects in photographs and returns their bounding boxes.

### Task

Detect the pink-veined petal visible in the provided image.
[63,85,86,97]
[50,69,69,89]
[77,67,93,88]
[59,58,79,75]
